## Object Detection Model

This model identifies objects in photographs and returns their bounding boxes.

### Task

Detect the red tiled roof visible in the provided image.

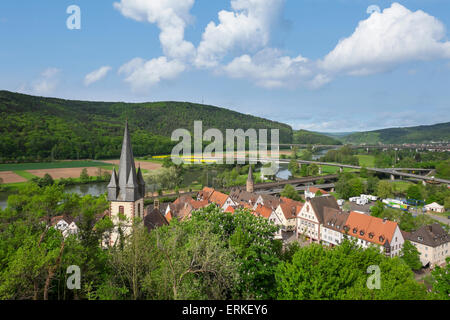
[197,187,215,201]
[225,206,235,214]
[344,211,398,246]
[254,204,273,219]
[279,197,303,220]
[308,187,328,195]
[208,190,230,207]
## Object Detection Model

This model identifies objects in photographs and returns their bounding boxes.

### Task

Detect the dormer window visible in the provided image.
[369,233,374,239]
[360,231,365,236]
[379,236,385,242]
[353,228,358,234]
[418,236,423,241]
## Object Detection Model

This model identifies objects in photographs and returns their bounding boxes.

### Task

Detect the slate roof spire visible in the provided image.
[108,120,144,202]
[247,164,253,182]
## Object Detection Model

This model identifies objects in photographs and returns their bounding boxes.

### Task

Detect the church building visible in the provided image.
[107,121,146,245]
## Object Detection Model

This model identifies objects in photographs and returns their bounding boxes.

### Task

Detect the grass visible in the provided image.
[13,170,38,180]
[389,180,414,192]
[357,155,375,167]
[0,160,111,172]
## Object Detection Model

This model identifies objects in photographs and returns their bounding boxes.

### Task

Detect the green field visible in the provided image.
[389,180,414,192]
[13,171,38,180]
[357,155,375,167]
[0,161,110,172]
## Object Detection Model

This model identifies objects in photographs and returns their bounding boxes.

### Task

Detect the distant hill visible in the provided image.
[0,90,292,161]
[293,130,342,145]
[341,122,450,144]
[318,132,356,138]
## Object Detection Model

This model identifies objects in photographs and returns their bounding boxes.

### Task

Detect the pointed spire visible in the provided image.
[247,165,254,182]
[108,168,118,188]
[137,166,145,184]
[118,120,138,189]
[107,168,119,201]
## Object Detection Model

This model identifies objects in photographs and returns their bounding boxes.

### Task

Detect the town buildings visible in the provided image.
[403,223,449,268]
[424,202,445,214]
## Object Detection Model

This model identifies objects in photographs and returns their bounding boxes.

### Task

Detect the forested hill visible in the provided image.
[341,122,450,144]
[293,130,342,145]
[0,90,292,162]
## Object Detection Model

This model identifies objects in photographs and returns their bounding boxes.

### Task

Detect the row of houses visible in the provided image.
[163,185,405,258]
[161,179,448,267]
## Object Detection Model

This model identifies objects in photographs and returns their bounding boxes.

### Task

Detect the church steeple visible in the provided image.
[108,120,143,202]
[246,165,254,193]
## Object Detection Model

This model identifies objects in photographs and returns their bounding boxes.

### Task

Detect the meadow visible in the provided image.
[0,160,110,172]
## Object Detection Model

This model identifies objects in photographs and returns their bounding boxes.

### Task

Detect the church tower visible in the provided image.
[246,165,254,193]
[107,120,146,245]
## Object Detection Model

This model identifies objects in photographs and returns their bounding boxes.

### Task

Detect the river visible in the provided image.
[0,182,108,210]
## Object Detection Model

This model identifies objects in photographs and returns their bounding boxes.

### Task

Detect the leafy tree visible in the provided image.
[370,201,385,218]
[0,182,110,300]
[144,219,239,300]
[308,164,319,176]
[366,175,379,194]
[430,257,450,300]
[360,166,369,178]
[407,185,423,201]
[299,150,313,161]
[80,168,90,184]
[400,240,422,271]
[376,180,393,199]
[280,184,302,201]
[445,197,450,211]
[288,159,300,175]
[192,206,281,299]
[276,239,429,300]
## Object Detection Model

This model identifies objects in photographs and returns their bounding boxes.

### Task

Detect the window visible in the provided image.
[353,228,358,234]
[138,203,141,218]
[119,206,124,214]
[360,231,365,236]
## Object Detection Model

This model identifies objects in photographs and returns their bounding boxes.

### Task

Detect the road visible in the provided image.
[409,207,450,225]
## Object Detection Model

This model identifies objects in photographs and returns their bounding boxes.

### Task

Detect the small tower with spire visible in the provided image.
[246,164,254,193]
[107,120,146,245]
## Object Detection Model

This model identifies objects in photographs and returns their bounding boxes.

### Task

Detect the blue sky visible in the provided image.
[0,0,449,132]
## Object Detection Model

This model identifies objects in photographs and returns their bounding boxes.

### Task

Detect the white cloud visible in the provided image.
[84,66,112,86]
[321,2,450,76]
[223,48,311,88]
[195,0,285,68]
[29,68,61,96]
[114,0,195,61]
[118,56,185,91]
